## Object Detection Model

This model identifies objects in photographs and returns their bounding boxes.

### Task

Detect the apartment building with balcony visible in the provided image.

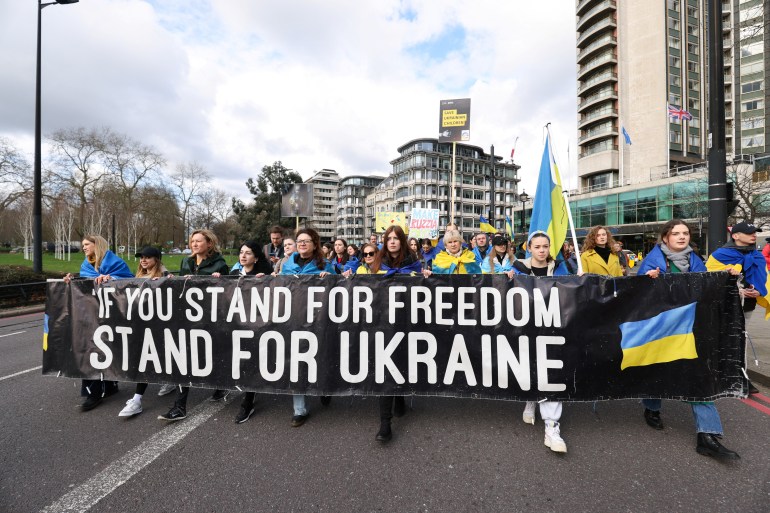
[305,169,340,242]
[336,175,385,244]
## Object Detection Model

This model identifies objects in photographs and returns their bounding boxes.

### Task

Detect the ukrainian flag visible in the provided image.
[479,215,496,234]
[528,134,568,259]
[505,215,514,239]
[43,314,49,351]
[706,248,770,320]
[619,303,698,370]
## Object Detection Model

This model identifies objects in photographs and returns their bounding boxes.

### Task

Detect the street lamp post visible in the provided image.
[519,190,529,240]
[33,0,79,273]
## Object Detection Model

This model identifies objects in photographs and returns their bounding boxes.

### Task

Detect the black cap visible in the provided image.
[491,235,509,246]
[731,222,757,235]
[136,246,161,259]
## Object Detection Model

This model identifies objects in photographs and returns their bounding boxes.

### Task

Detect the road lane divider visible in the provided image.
[41,399,228,513]
[0,365,42,382]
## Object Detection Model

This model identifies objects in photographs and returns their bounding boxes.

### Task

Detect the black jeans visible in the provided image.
[379,396,405,420]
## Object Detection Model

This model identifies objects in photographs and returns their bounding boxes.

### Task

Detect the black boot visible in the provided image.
[696,433,740,460]
[375,419,392,442]
[643,408,664,430]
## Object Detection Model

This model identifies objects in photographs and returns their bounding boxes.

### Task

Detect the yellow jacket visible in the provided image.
[581,249,623,277]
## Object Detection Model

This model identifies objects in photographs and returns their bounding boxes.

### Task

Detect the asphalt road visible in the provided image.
[1,313,768,513]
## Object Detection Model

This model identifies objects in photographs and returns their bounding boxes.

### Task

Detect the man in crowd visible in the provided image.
[370,233,381,250]
[706,221,769,395]
[263,226,285,267]
[472,232,490,264]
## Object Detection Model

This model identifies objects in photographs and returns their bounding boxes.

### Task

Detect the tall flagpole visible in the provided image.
[450,141,457,225]
[546,125,583,274]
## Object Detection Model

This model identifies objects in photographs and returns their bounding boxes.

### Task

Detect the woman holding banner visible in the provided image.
[636,219,739,459]
[580,226,623,277]
[230,240,273,424]
[280,228,334,427]
[511,231,569,453]
[64,235,134,412]
[158,229,230,423]
[427,230,481,275]
[117,246,172,417]
[369,225,427,442]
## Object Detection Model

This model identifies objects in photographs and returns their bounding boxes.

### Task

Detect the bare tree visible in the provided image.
[171,162,211,240]
[0,137,33,216]
[727,161,770,229]
[15,194,33,260]
[47,126,112,235]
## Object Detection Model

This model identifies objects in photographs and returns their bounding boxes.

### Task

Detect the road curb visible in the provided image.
[748,368,770,388]
[0,304,45,319]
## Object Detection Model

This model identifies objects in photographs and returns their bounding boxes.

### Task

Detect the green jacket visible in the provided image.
[179,252,229,276]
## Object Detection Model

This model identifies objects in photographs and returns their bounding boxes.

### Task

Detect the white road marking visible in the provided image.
[0,330,26,338]
[41,399,228,513]
[0,365,42,382]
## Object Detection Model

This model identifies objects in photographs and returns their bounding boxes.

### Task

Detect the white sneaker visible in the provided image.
[544,421,567,453]
[157,384,176,396]
[118,398,143,417]
[522,402,536,425]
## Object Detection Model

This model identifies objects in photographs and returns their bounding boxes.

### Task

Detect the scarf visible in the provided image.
[659,243,693,273]
[433,249,480,274]
[594,245,612,263]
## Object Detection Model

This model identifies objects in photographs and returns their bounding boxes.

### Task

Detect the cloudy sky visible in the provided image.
[1,0,578,200]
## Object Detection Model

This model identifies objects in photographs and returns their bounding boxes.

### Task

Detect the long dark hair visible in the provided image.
[295,228,326,270]
[658,219,691,242]
[241,239,273,274]
[371,225,412,273]
[333,238,349,264]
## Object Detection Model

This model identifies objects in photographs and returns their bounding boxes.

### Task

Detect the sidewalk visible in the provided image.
[746,312,770,387]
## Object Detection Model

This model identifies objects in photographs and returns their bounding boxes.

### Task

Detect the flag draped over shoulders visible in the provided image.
[707,246,770,319]
[432,249,481,274]
[79,251,133,279]
[528,134,568,259]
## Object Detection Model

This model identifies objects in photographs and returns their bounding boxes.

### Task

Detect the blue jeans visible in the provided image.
[642,399,723,435]
[293,394,307,416]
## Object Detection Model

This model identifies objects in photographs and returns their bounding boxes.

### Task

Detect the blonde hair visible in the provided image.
[83,235,109,271]
[443,229,463,246]
[189,229,221,257]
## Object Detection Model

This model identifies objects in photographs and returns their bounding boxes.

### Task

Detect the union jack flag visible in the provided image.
[668,104,693,121]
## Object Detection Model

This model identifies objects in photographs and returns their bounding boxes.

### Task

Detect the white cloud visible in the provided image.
[0,0,578,200]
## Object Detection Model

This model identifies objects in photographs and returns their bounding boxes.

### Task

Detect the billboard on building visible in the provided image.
[281,184,314,217]
[438,98,471,142]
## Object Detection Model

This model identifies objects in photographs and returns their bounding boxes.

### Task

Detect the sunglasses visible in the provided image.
[363,251,376,257]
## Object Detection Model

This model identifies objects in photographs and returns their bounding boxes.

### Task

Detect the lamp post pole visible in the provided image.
[519,191,529,240]
[33,0,79,273]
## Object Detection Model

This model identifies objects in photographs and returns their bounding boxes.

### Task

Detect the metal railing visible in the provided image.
[0,281,48,309]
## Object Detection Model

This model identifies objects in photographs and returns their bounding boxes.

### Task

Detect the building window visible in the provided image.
[742,99,764,111]
[669,55,681,68]
[670,74,682,87]
[687,42,699,55]
[742,135,765,147]
[688,98,699,111]
[741,80,763,93]
[668,17,681,31]
[669,36,680,49]
[669,93,681,105]
[741,42,764,58]
[688,134,700,147]
[687,24,698,36]
[740,60,764,75]
[687,61,698,72]
[687,5,698,18]
[741,117,765,130]
[668,0,679,11]
[688,79,700,91]
[670,130,682,144]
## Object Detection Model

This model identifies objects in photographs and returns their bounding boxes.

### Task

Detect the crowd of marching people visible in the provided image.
[62,218,769,460]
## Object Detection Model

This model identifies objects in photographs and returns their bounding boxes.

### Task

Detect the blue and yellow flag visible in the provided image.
[479,215,496,234]
[528,133,568,259]
[619,303,698,370]
[43,314,49,351]
[505,215,514,239]
[706,247,770,320]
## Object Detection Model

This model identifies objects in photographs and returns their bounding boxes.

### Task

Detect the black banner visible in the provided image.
[43,273,746,401]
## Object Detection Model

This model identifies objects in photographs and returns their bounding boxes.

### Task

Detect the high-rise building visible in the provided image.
[384,138,520,235]
[336,175,385,244]
[576,0,768,188]
[305,169,340,242]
